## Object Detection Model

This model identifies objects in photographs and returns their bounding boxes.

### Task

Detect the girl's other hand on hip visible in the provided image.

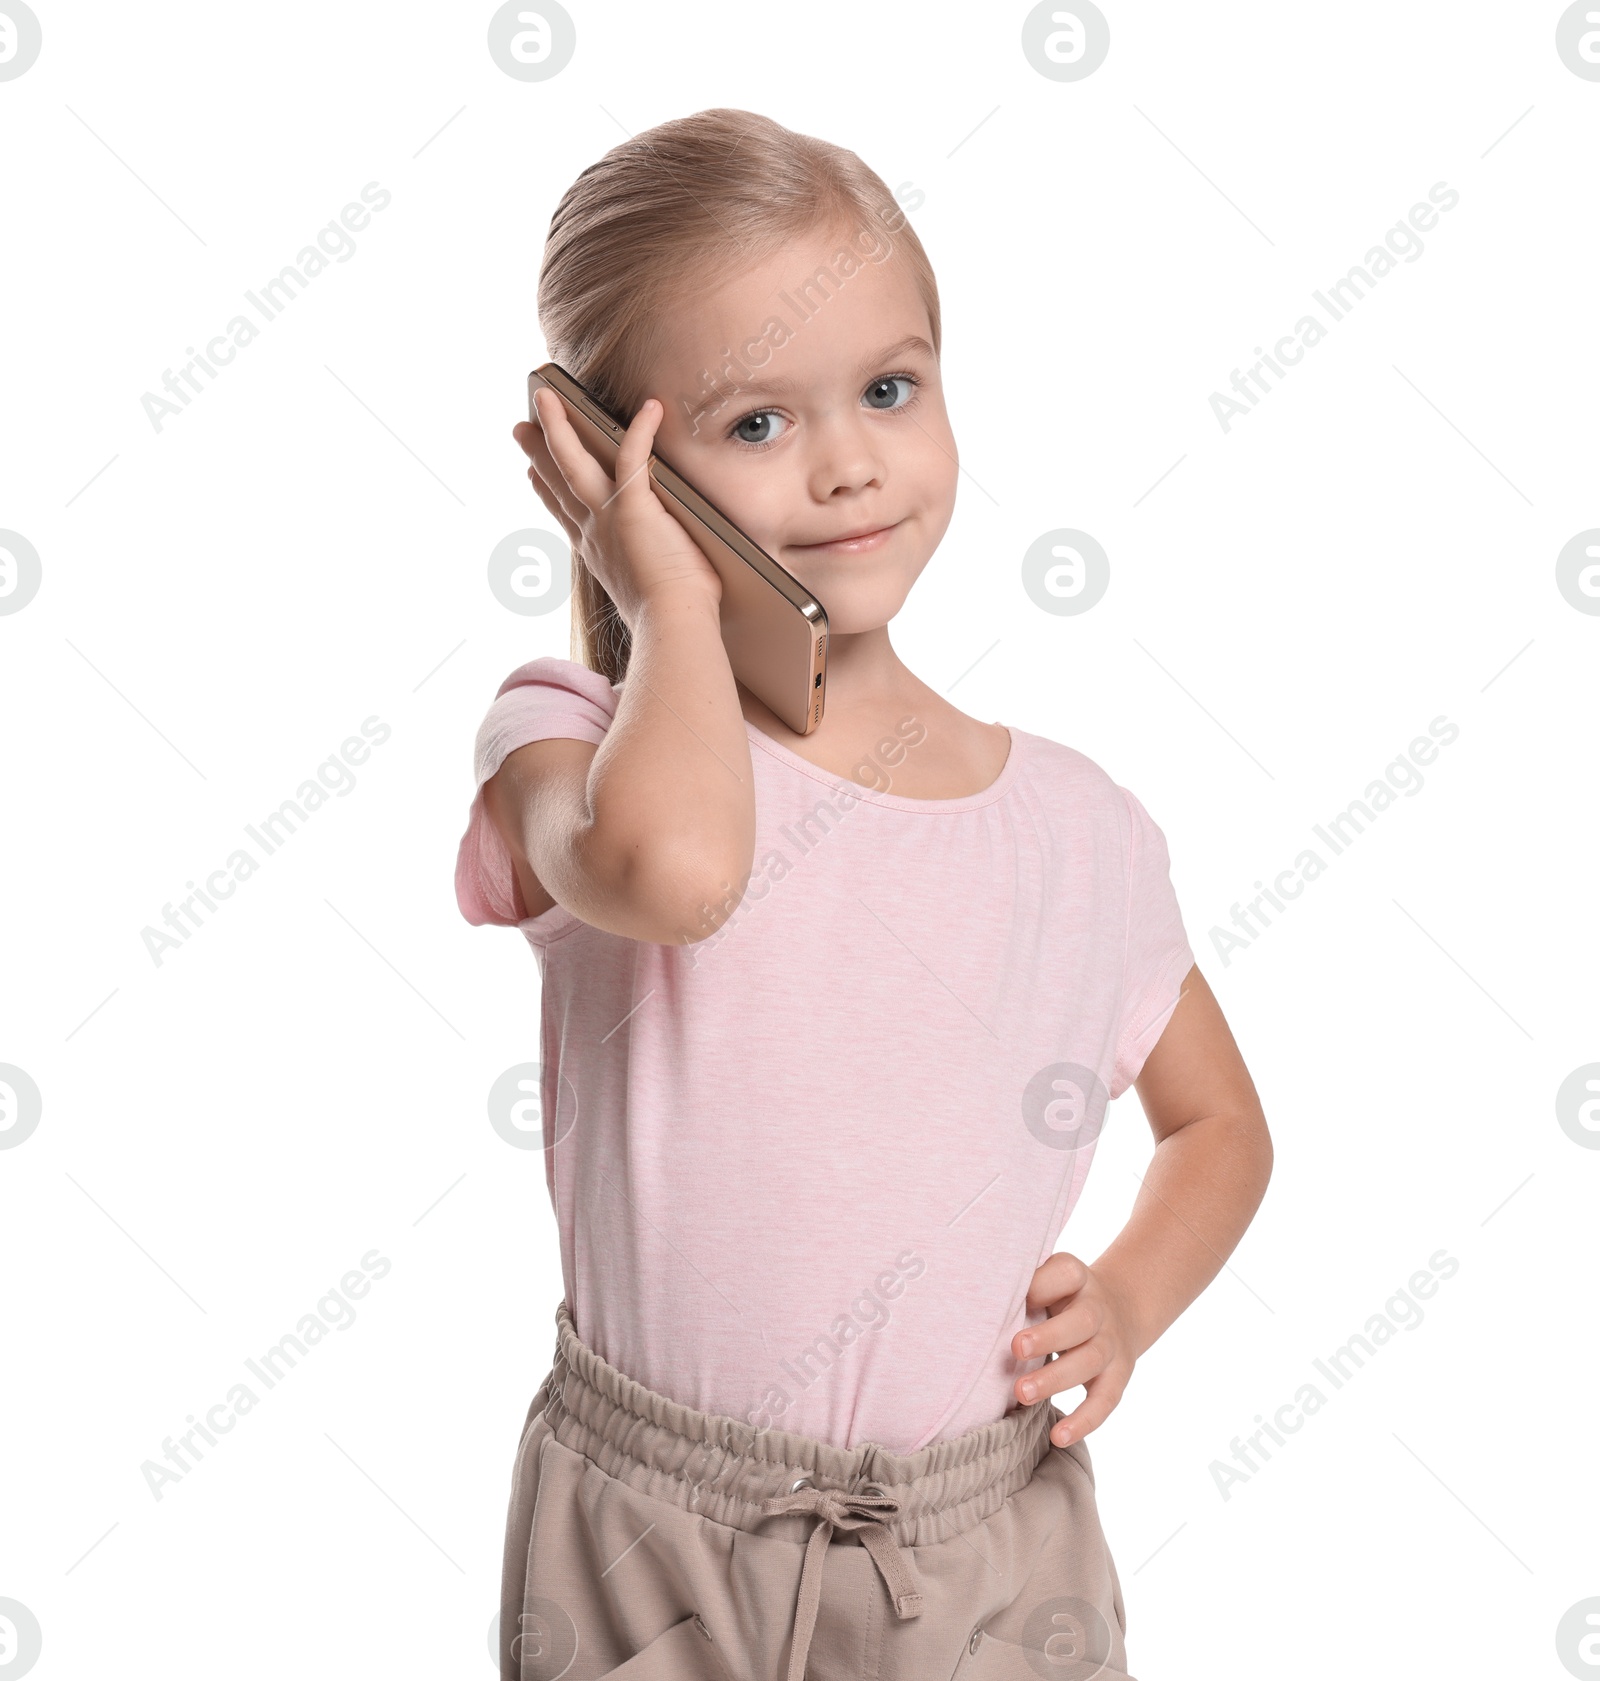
[1011,1251,1141,1448]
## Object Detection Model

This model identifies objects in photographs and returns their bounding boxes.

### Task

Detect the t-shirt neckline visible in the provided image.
[742,719,1023,813]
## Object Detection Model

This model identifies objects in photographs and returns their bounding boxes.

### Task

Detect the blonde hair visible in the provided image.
[535,107,941,684]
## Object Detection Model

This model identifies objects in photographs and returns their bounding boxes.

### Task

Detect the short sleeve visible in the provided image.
[453,656,618,928]
[1109,786,1195,1098]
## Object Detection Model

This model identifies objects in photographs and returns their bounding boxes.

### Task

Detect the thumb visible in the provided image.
[612,396,663,505]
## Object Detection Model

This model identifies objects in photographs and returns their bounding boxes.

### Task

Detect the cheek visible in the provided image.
[911,410,957,483]
[918,442,959,512]
[726,472,799,537]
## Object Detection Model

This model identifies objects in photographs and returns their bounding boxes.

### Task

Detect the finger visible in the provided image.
[525,464,582,549]
[523,439,587,532]
[517,414,588,529]
[1014,1296,1103,1365]
[1048,1369,1124,1446]
[513,414,562,474]
[1021,1331,1095,1412]
[1016,1336,1104,1407]
[512,419,545,465]
[533,385,616,511]
[1025,1251,1088,1315]
[519,400,570,484]
[604,395,663,513]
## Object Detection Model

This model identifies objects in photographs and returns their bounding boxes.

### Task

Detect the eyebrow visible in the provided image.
[693,334,936,406]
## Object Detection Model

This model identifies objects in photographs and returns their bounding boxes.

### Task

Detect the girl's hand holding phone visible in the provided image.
[513,388,723,631]
[1011,1251,1143,1447]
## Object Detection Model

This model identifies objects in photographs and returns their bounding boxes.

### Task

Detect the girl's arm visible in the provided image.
[1014,966,1273,1445]
[1091,964,1272,1358]
[483,586,756,946]
[482,392,758,947]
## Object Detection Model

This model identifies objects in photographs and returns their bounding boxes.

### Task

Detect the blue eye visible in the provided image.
[725,371,923,452]
[731,410,790,447]
[863,374,917,411]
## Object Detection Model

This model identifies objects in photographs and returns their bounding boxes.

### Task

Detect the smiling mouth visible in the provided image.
[791,521,903,551]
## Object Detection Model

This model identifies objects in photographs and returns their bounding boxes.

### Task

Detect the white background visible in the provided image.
[2,2,1597,1676]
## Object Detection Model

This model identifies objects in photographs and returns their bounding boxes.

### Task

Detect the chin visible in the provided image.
[811,579,917,634]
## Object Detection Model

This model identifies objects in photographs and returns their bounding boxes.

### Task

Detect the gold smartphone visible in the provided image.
[528,363,829,737]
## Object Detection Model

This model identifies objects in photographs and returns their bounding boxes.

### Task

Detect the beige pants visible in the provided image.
[498,1300,1136,1680]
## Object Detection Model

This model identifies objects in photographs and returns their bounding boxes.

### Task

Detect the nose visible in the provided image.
[804,406,888,501]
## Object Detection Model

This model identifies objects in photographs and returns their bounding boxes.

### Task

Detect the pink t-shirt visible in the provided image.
[455,656,1195,1453]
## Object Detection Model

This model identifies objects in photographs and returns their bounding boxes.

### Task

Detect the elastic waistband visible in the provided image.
[538,1298,1058,1549]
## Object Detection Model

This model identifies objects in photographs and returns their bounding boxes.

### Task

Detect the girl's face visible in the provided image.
[642,219,957,637]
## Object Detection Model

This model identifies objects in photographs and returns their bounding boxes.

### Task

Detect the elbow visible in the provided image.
[1250,1108,1275,1201]
[613,841,753,948]
[656,848,753,946]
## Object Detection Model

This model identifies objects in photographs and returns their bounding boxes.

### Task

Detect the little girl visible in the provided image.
[457,107,1271,1681]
